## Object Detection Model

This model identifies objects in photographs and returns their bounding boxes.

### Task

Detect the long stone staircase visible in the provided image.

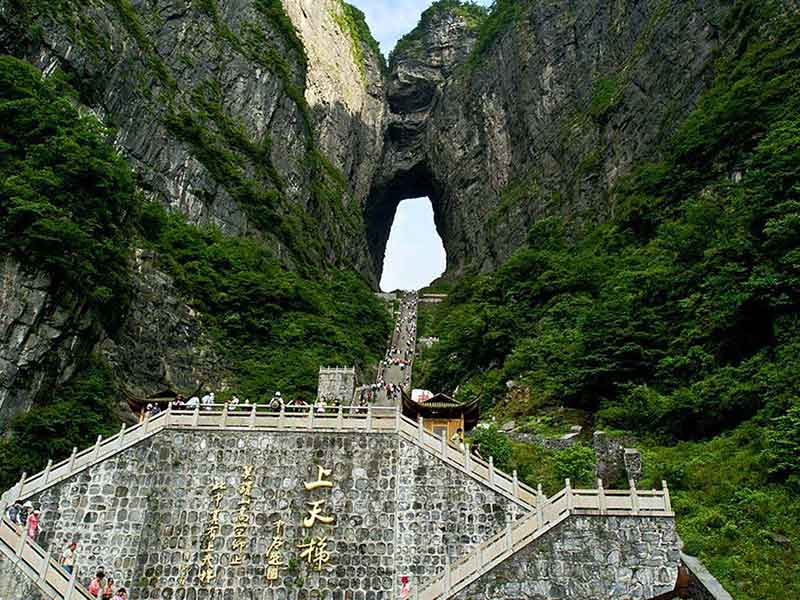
[0,516,93,600]
[415,480,674,599]
[1,405,677,600]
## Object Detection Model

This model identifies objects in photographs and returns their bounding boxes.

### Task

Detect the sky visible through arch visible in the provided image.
[347,0,493,291]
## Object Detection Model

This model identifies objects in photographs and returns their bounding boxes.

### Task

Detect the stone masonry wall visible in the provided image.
[18,429,519,600]
[0,555,34,600]
[453,515,680,600]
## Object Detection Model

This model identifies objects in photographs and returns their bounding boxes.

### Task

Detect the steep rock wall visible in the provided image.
[0,257,98,428]
[283,0,387,206]
[0,0,386,425]
[366,0,730,278]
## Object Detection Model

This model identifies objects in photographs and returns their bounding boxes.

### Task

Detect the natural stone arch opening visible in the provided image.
[379,196,446,292]
[365,161,449,287]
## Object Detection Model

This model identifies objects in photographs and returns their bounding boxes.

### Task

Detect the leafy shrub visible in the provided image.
[468,424,512,471]
[767,400,800,489]
[0,56,138,328]
[0,358,121,490]
[553,445,596,487]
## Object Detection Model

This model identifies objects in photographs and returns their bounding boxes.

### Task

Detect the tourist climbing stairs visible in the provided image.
[0,513,93,600]
[415,479,674,600]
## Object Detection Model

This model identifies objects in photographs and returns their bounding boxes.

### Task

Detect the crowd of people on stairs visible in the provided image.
[5,501,129,598]
[5,500,41,541]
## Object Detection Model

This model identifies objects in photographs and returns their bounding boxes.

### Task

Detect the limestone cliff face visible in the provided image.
[0,257,98,427]
[0,0,384,424]
[0,0,758,425]
[0,0,381,274]
[283,0,387,205]
[366,0,729,278]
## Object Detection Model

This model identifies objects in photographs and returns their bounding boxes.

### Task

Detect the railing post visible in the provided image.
[68,448,78,473]
[15,472,27,502]
[536,484,544,528]
[512,470,519,498]
[394,407,400,433]
[597,479,606,514]
[662,480,672,513]
[464,444,471,473]
[117,424,127,449]
[308,405,314,429]
[38,550,50,583]
[143,412,152,433]
[505,523,513,552]
[192,405,200,427]
[279,405,285,428]
[92,435,103,462]
[249,404,257,429]
[65,564,77,600]
[15,529,26,557]
[42,460,53,486]
[367,406,373,432]
[630,479,640,515]
[165,403,172,426]
[565,479,573,512]
[417,416,423,444]
[440,429,447,459]
[221,404,229,428]
[489,456,495,484]
[337,406,343,430]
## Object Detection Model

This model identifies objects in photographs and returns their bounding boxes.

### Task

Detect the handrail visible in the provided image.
[416,479,674,600]
[395,414,537,510]
[2,406,542,512]
[0,512,93,600]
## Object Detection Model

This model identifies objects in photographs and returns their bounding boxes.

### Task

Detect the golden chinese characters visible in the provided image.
[198,481,226,585]
[303,499,335,528]
[298,536,331,571]
[298,464,336,571]
[231,465,255,566]
[265,520,287,581]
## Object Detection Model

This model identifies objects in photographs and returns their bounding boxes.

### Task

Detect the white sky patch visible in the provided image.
[348,0,493,56]
[380,198,446,292]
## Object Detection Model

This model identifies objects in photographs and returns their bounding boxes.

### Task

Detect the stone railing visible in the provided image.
[395,415,537,509]
[0,514,93,600]
[417,479,674,600]
[2,406,536,511]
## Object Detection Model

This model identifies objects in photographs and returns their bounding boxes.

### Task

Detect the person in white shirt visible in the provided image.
[61,542,77,574]
[201,392,214,411]
[187,396,199,408]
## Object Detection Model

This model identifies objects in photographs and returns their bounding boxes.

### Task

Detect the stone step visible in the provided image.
[0,514,93,600]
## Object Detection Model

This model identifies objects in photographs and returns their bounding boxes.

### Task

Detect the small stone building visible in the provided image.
[316,366,356,404]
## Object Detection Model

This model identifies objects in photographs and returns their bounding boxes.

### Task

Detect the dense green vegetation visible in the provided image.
[417,2,800,595]
[332,2,386,78]
[0,358,122,490]
[0,56,137,329]
[465,0,522,71]
[139,205,390,401]
[390,0,487,63]
[0,53,390,489]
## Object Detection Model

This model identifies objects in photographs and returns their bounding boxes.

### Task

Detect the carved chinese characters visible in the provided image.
[299,464,335,571]
[231,465,254,566]
[199,481,226,584]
